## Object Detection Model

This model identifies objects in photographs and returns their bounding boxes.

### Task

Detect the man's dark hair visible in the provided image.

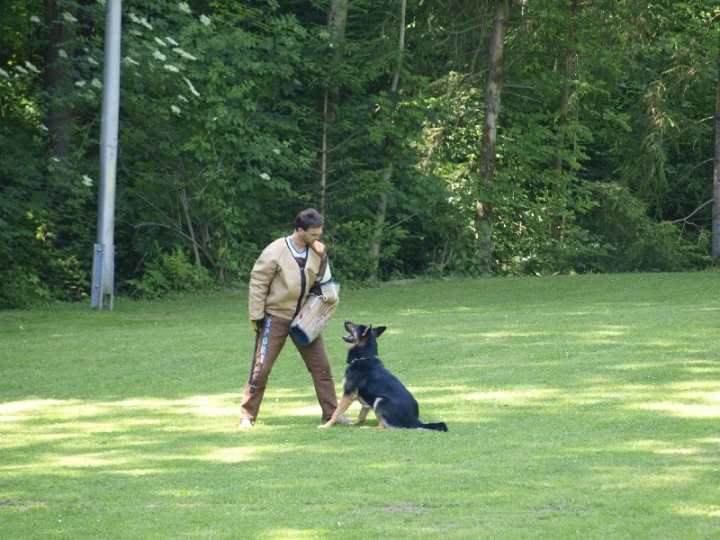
[296,208,324,231]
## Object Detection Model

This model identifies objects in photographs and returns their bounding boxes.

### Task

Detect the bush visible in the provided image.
[580,183,710,272]
[127,249,211,299]
[0,268,50,310]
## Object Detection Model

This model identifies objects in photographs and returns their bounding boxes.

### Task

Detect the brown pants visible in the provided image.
[239,314,338,423]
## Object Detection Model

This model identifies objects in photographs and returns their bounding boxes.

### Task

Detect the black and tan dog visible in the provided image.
[318,321,448,431]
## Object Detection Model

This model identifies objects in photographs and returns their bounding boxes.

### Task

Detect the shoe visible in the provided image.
[237,418,253,429]
[336,415,353,425]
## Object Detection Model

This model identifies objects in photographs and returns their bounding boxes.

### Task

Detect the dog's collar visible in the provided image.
[349,356,372,364]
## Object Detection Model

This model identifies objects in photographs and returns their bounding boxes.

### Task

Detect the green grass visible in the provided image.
[1,272,720,539]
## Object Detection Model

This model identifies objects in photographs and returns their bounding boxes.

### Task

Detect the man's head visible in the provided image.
[295,208,324,231]
[295,208,324,246]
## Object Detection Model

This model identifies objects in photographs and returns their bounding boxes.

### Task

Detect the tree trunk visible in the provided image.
[368,0,406,281]
[44,0,73,162]
[178,187,201,267]
[713,33,720,262]
[369,174,389,279]
[321,87,330,216]
[550,0,578,269]
[554,0,577,174]
[321,0,349,215]
[476,0,508,274]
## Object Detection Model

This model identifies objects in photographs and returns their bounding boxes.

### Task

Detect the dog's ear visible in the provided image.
[344,320,355,332]
[359,325,373,340]
[374,326,387,338]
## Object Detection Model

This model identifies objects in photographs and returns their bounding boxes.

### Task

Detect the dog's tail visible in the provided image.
[420,421,448,432]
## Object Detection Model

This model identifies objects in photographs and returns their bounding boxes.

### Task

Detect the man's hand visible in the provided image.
[250,318,265,332]
[311,240,325,256]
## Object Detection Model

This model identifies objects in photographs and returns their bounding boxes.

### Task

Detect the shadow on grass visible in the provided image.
[2,274,720,537]
[1,374,719,538]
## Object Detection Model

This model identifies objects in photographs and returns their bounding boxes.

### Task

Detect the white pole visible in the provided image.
[92,0,122,310]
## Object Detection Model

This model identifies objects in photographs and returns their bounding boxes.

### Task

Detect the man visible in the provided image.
[238,208,343,428]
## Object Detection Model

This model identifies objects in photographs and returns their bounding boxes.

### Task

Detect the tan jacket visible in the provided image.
[248,237,328,321]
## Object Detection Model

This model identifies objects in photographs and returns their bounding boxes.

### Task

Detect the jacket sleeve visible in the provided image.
[248,245,277,320]
[311,241,330,283]
[317,257,332,284]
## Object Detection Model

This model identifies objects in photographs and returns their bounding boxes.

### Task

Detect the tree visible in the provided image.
[714,31,720,262]
[367,0,407,281]
[2,0,718,306]
[476,0,508,273]
[43,0,74,162]
[117,1,317,285]
[320,0,349,215]
[550,0,578,252]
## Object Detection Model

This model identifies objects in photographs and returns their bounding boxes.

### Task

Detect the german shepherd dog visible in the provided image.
[319,321,448,431]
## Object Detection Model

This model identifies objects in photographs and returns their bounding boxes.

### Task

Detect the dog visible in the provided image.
[318,321,448,431]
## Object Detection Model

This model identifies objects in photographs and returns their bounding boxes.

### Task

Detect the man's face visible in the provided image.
[301,227,323,246]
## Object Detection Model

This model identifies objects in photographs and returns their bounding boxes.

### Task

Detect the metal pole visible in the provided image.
[92,0,122,310]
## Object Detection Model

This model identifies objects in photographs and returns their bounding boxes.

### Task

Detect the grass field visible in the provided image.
[1,272,719,539]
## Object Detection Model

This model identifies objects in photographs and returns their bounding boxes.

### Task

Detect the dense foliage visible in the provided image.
[1,0,718,308]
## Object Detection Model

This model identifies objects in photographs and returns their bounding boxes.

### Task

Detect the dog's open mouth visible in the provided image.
[343,321,360,344]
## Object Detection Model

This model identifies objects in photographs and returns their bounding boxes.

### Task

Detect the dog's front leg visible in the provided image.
[318,390,358,428]
[355,405,371,425]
